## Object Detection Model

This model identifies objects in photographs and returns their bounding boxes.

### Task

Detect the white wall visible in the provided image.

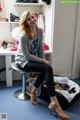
[0,24,12,42]
[52,0,77,78]
[72,4,80,78]
[42,1,53,51]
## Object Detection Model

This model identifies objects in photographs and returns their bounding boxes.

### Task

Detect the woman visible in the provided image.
[14,10,70,119]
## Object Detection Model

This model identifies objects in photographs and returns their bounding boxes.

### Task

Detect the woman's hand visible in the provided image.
[45,60,51,66]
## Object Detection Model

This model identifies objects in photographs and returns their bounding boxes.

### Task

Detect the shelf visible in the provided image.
[0,47,52,55]
[0,22,19,24]
[44,50,52,54]
[10,22,19,24]
[14,2,45,6]
[0,22,9,24]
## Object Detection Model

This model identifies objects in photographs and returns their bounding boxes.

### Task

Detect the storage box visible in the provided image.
[0,18,6,22]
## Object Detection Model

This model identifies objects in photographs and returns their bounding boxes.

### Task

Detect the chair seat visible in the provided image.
[11,62,30,100]
[11,62,26,74]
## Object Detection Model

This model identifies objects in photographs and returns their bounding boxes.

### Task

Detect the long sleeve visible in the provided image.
[38,29,45,59]
[19,34,45,63]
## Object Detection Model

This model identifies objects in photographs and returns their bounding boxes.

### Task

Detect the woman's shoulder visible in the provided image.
[37,27,43,33]
[12,27,28,41]
[19,33,28,40]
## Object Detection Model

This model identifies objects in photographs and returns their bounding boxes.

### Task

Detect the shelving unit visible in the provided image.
[0,1,45,23]
[0,0,53,48]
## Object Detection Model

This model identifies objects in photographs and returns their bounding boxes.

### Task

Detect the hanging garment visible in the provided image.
[0,2,3,11]
[37,13,45,33]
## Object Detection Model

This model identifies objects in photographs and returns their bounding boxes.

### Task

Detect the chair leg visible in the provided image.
[13,73,30,101]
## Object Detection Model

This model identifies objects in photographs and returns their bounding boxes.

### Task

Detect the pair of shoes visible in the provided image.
[10,13,20,22]
[48,103,70,120]
[30,93,39,106]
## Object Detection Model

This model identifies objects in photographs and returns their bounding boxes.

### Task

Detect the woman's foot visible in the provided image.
[30,86,39,106]
[48,103,70,119]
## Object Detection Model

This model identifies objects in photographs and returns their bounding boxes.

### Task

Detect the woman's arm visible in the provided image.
[38,29,45,59]
[38,28,51,66]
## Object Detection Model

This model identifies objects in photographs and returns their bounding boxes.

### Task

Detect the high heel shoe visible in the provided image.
[48,103,59,114]
[48,103,70,120]
[30,93,39,106]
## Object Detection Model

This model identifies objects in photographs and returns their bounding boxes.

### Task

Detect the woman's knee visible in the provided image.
[45,64,53,72]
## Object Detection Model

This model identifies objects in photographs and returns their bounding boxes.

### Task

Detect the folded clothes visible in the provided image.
[10,46,17,51]
[54,82,70,90]
[61,83,70,90]
[43,43,49,51]
[69,87,76,94]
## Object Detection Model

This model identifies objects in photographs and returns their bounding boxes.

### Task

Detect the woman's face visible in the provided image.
[26,13,37,27]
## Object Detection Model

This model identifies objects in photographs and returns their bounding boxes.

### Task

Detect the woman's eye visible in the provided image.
[28,18,31,21]
[27,16,35,21]
[32,16,34,19]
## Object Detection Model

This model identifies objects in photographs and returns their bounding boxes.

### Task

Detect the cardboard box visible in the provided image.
[0,18,6,22]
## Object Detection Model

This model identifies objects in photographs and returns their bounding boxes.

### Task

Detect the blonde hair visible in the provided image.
[19,10,37,39]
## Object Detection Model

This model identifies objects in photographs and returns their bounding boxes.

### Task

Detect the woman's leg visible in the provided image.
[23,61,46,105]
[23,61,70,119]
[30,72,45,105]
[23,61,55,96]
[23,61,55,105]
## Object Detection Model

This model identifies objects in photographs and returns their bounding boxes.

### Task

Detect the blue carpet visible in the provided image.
[0,81,80,120]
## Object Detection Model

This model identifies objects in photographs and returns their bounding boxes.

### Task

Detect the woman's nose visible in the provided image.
[31,18,34,21]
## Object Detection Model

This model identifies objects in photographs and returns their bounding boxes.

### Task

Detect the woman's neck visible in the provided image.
[29,26,36,33]
[29,26,37,39]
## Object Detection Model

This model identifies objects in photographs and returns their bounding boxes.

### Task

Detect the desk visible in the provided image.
[0,48,16,87]
[0,48,52,87]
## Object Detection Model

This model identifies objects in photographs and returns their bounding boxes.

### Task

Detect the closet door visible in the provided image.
[52,0,77,78]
